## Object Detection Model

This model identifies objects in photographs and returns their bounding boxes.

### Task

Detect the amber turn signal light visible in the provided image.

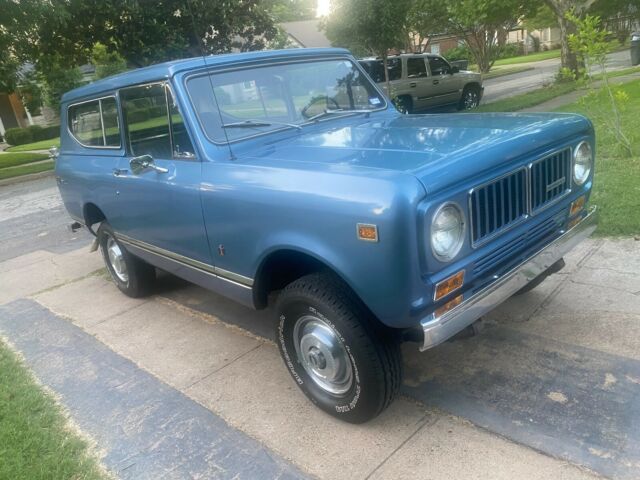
[570,195,586,217]
[357,223,378,242]
[434,294,463,318]
[434,270,465,301]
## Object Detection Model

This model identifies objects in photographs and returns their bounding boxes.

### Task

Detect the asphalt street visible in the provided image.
[482,49,632,103]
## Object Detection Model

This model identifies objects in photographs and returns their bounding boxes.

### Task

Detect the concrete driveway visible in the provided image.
[2,177,639,479]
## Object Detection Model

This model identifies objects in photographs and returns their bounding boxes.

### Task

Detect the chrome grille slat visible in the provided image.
[469,147,572,248]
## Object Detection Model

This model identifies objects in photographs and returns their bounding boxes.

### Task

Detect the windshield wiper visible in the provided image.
[305,108,372,123]
[222,119,302,130]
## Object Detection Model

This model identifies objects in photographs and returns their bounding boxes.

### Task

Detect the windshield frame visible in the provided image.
[183,55,389,145]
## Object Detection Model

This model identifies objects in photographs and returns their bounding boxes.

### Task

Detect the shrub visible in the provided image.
[39,125,61,140]
[5,128,33,146]
[444,45,472,62]
[127,109,149,124]
[497,43,520,60]
[27,125,43,140]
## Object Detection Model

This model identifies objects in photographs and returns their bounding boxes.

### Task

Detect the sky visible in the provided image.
[316,0,331,16]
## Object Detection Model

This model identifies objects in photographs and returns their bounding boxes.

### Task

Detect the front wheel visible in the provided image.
[458,85,481,110]
[275,272,402,423]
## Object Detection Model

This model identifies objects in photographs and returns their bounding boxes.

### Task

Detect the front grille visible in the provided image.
[470,168,527,246]
[469,147,572,247]
[530,148,571,211]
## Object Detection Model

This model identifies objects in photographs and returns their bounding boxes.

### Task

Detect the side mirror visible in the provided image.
[451,66,459,74]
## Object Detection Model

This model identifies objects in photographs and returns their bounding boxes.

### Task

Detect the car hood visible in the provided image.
[240,112,592,194]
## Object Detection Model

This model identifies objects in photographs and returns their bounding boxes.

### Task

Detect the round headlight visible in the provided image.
[573,141,592,185]
[431,203,465,261]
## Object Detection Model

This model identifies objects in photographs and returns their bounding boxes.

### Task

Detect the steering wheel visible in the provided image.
[301,95,341,119]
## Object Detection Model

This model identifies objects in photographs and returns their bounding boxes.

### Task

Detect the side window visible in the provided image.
[166,88,195,158]
[68,97,120,147]
[388,58,402,81]
[361,61,385,83]
[407,58,427,78]
[428,56,451,76]
[121,84,172,159]
[101,97,120,147]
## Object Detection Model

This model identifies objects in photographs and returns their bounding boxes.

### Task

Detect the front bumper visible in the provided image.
[419,206,597,351]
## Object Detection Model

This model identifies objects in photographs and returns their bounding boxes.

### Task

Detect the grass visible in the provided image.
[482,65,534,80]
[474,82,578,112]
[6,138,60,152]
[0,341,108,480]
[493,49,561,66]
[553,79,640,236]
[0,160,54,180]
[0,152,50,168]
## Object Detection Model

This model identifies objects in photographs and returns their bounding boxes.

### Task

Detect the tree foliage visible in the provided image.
[91,43,128,80]
[266,0,316,22]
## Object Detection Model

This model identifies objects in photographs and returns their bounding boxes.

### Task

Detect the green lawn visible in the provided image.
[6,138,60,152]
[0,341,108,480]
[0,152,50,168]
[481,65,534,80]
[473,82,579,113]
[553,80,640,236]
[0,160,54,180]
[493,49,561,66]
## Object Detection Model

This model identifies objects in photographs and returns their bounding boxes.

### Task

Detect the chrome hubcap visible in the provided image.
[293,315,353,395]
[106,236,128,283]
[464,91,478,109]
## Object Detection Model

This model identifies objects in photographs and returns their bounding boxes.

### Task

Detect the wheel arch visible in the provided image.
[83,202,106,235]
[252,246,366,313]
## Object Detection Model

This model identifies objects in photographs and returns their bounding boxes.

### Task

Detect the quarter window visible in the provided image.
[68,97,121,148]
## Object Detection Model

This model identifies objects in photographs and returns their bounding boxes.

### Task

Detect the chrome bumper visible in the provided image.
[419,206,597,351]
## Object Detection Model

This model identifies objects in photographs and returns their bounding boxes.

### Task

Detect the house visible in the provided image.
[0,92,30,140]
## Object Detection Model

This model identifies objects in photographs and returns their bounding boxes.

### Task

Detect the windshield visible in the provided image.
[187,58,386,143]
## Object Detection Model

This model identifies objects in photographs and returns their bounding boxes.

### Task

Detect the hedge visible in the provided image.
[5,124,60,146]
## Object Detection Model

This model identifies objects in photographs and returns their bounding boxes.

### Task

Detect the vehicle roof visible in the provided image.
[359,53,441,61]
[62,47,351,104]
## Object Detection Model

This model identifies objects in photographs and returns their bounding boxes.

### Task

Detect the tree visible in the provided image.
[323,0,411,92]
[39,60,83,111]
[446,0,537,73]
[267,0,316,22]
[543,0,596,78]
[91,43,127,80]
[407,0,450,52]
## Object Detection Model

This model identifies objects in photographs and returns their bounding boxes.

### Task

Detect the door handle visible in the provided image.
[112,168,127,177]
[129,154,168,174]
[433,79,439,85]
[409,82,417,88]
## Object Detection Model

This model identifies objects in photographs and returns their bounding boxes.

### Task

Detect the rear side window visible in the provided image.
[407,58,427,78]
[428,56,450,76]
[68,97,121,148]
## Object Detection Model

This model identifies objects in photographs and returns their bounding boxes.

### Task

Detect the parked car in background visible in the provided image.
[359,53,483,113]
[55,48,596,424]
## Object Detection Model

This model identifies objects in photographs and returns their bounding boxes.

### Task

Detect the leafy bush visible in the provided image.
[127,109,150,124]
[497,43,520,60]
[5,128,33,146]
[444,45,472,62]
[4,124,60,146]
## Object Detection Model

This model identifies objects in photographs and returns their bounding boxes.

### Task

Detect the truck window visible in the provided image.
[428,56,451,76]
[68,97,121,148]
[407,58,427,78]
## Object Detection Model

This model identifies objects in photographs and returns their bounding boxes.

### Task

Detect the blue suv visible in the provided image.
[55,48,597,423]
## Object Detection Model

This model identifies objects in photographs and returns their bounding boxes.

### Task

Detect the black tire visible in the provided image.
[276,272,402,423]
[98,222,155,298]
[394,96,413,114]
[458,85,480,110]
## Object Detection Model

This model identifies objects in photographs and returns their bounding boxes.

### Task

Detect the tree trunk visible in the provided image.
[558,13,580,77]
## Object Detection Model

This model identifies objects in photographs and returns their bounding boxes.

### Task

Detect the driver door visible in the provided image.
[111,82,212,265]
[425,56,461,107]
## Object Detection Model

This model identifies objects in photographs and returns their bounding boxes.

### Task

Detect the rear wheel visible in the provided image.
[458,85,480,110]
[98,222,155,298]
[276,272,402,423]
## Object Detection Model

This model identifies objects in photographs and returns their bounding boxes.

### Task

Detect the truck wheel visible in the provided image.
[276,272,402,423]
[458,85,480,110]
[394,96,413,114]
[98,222,155,298]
